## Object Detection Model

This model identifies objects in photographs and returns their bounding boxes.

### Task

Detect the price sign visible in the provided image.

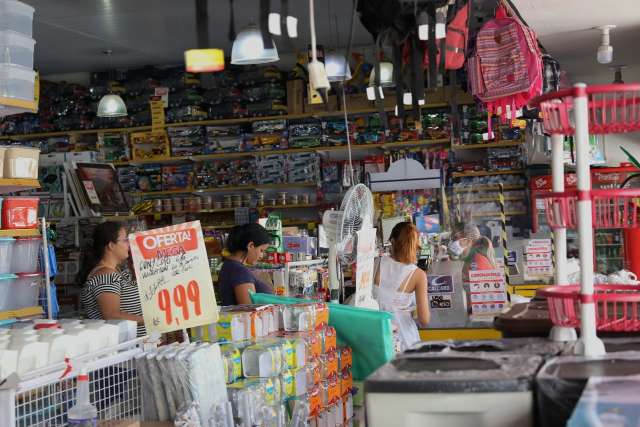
[129,221,218,334]
[355,227,376,307]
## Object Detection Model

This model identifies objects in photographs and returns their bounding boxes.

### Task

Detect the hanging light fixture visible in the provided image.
[369,62,394,86]
[611,65,626,83]
[185,49,224,72]
[97,50,127,118]
[596,25,616,64]
[231,24,279,65]
[325,52,352,82]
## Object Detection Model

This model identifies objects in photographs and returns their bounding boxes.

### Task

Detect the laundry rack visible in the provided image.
[532,83,640,356]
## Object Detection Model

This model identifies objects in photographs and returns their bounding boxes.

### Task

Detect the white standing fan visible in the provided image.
[322,183,374,302]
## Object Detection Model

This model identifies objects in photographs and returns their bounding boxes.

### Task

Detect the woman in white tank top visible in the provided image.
[373,222,430,352]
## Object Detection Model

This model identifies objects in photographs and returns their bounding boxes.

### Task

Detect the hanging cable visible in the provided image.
[340,0,358,185]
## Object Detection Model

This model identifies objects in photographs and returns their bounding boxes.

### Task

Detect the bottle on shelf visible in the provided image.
[67,368,97,426]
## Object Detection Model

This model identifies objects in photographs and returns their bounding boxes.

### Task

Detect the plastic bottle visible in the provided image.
[67,369,97,426]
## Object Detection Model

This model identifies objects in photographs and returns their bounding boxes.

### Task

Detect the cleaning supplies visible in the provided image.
[67,368,97,426]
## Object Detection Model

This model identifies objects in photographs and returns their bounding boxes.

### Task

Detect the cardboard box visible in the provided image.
[287,79,304,114]
[283,236,317,256]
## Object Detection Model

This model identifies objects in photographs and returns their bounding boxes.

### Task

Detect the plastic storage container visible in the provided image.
[0,30,34,68]
[0,237,14,273]
[11,272,41,309]
[2,196,39,229]
[11,236,39,272]
[0,274,16,310]
[0,64,34,101]
[0,1,34,37]
[4,146,39,178]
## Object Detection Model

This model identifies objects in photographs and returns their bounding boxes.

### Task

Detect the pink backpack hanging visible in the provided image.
[467,3,542,133]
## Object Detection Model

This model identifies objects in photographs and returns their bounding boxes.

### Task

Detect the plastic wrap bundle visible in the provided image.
[137,342,228,425]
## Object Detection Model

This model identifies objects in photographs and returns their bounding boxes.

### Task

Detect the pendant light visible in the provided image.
[231,24,279,65]
[596,25,615,64]
[185,0,224,72]
[325,14,351,82]
[97,50,127,118]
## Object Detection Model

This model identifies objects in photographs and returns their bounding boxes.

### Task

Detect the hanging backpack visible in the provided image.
[444,0,471,70]
[542,54,561,94]
[467,3,542,125]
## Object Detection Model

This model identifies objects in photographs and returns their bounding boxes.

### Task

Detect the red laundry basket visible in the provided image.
[538,285,640,332]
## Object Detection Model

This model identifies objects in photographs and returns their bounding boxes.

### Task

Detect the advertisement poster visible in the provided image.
[525,239,553,280]
[468,269,508,316]
[355,227,376,307]
[129,221,218,334]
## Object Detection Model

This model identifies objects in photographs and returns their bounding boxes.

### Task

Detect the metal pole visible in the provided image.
[573,83,605,356]
[549,133,577,342]
[41,218,53,319]
[498,183,510,288]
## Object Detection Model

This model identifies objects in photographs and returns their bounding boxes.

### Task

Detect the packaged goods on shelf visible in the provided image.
[354,114,385,144]
[168,126,205,157]
[323,118,356,146]
[4,146,39,179]
[488,146,524,171]
[190,302,354,426]
[2,196,39,229]
[97,132,129,162]
[130,131,170,160]
[289,120,323,148]
[257,154,287,185]
[287,152,320,184]
[161,164,194,191]
[455,174,527,189]
[126,164,162,192]
[205,125,244,153]
[194,159,255,188]
[247,119,287,150]
[421,111,451,139]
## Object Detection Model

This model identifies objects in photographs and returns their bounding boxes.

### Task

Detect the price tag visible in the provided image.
[129,220,218,334]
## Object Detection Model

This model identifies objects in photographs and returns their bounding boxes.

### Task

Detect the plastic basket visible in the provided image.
[538,285,640,332]
[536,188,640,229]
[530,84,640,135]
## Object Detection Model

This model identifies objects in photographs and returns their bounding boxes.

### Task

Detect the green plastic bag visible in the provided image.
[250,293,395,380]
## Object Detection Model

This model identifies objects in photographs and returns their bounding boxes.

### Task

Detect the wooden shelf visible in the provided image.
[0,178,40,194]
[0,305,43,321]
[0,102,456,141]
[132,182,317,197]
[0,229,40,237]
[452,169,525,178]
[455,196,522,203]
[470,211,527,218]
[451,141,524,150]
[453,184,525,193]
[261,204,319,210]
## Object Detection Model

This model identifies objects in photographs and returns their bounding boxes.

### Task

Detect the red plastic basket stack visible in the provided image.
[537,188,640,229]
[531,84,640,333]
[539,285,640,332]
[536,84,640,135]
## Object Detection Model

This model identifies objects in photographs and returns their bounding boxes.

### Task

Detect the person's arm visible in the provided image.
[96,292,144,325]
[234,282,257,304]
[412,269,430,327]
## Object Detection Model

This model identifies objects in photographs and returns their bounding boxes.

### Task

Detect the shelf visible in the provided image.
[452,169,525,178]
[470,211,527,218]
[453,184,525,193]
[451,141,524,150]
[0,178,40,194]
[131,182,317,197]
[113,139,451,166]
[0,102,455,141]
[0,229,40,237]
[261,204,319,210]
[0,305,43,321]
[455,196,522,203]
[595,243,623,246]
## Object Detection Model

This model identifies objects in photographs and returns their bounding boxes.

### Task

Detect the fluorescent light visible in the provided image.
[231,25,279,65]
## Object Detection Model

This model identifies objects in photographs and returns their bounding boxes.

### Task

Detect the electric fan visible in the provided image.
[322,183,374,303]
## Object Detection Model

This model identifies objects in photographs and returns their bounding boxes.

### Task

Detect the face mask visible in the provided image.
[448,240,464,257]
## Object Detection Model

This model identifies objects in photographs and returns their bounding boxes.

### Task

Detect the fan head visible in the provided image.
[337,184,374,263]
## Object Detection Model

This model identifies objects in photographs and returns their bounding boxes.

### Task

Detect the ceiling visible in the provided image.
[26,0,373,75]
[513,0,640,81]
[25,0,640,83]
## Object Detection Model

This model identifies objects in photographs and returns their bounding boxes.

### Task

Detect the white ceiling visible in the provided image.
[25,0,640,83]
[513,0,640,82]
[26,0,373,75]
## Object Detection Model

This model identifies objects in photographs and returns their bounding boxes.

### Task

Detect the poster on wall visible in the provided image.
[129,220,218,334]
[355,227,377,307]
[468,269,508,317]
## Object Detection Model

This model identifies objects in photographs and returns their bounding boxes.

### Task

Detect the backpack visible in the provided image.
[467,4,542,127]
[542,54,561,94]
[444,0,471,70]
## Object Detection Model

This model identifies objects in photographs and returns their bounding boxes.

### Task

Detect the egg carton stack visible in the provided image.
[190,302,354,426]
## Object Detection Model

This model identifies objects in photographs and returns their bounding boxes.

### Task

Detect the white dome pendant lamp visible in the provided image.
[231,24,279,65]
[97,50,127,118]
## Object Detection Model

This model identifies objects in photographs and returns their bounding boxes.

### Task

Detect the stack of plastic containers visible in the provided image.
[0,235,42,310]
[189,303,355,426]
[0,0,35,102]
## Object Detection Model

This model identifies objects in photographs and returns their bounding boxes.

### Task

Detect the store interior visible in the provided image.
[0,0,640,426]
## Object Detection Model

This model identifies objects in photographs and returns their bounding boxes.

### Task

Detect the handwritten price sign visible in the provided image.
[129,221,218,334]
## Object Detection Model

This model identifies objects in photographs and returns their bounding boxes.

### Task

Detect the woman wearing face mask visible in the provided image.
[374,221,430,352]
[218,223,273,305]
[462,234,498,282]
[79,222,145,337]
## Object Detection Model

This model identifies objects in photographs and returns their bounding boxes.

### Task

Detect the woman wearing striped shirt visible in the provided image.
[80,222,145,337]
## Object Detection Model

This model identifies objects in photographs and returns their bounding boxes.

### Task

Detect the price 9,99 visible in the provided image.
[157,280,202,326]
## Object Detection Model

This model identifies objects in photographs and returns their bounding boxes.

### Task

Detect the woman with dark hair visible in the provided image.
[374,221,429,351]
[218,222,273,305]
[462,235,498,282]
[79,222,145,336]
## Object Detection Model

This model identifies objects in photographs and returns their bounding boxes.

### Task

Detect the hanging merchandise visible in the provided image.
[467,2,542,131]
[443,0,471,70]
